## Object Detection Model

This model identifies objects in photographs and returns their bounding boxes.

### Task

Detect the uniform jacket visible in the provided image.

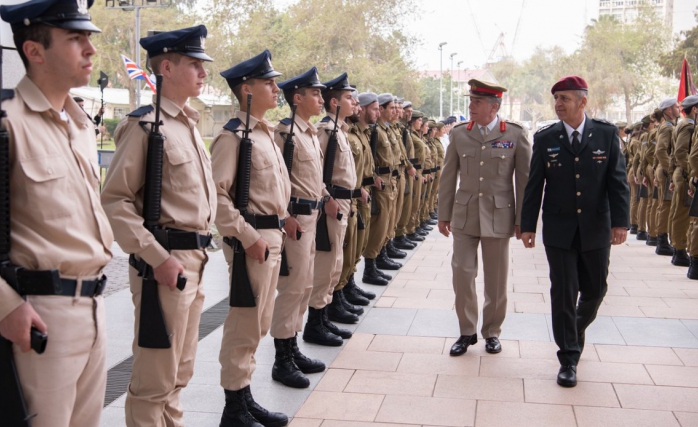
[438,117,532,238]
[521,116,630,251]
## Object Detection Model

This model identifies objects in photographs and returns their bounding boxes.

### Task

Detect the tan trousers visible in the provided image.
[220,229,283,391]
[669,171,690,250]
[271,213,318,339]
[407,174,424,234]
[421,180,434,221]
[310,200,349,308]
[15,294,106,427]
[451,233,510,337]
[388,176,404,242]
[396,173,413,237]
[429,171,441,213]
[629,177,639,225]
[656,168,672,234]
[355,201,371,269]
[364,180,396,258]
[647,166,658,237]
[638,193,648,232]
[337,200,358,291]
[126,249,207,427]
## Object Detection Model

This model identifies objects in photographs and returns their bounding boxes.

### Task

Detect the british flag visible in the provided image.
[121,54,157,93]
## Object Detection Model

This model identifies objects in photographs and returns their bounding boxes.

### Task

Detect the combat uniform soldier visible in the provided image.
[645,112,663,246]
[430,122,446,220]
[627,123,641,234]
[269,67,328,389]
[667,96,698,267]
[406,111,429,241]
[0,2,113,425]
[686,96,698,279]
[655,97,681,256]
[438,79,531,356]
[633,117,651,239]
[212,50,290,427]
[101,26,217,427]
[394,100,419,252]
[421,122,438,230]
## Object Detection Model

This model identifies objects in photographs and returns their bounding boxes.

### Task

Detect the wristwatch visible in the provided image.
[322,195,332,203]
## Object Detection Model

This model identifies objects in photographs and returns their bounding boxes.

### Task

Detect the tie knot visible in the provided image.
[572,130,579,138]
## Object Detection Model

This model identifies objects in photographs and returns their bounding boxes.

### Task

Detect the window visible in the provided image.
[114,108,127,119]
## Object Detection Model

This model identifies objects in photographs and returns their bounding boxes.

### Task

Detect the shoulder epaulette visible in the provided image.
[280,117,292,126]
[505,120,523,129]
[223,118,243,133]
[1,89,15,102]
[591,117,614,127]
[535,123,554,134]
[126,105,154,118]
[452,122,468,130]
[320,116,331,123]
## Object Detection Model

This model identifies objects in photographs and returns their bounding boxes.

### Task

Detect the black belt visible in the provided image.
[361,177,375,186]
[409,157,419,164]
[391,170,399,177]
[153,228,211,251]
[288,197,321,215]
[352,188,363,198]
[423,169,432,175]
[376,166,391,175]
[436,166,441,171]
[3,266,107,297]
[243,213,285,230]
[414,164,422,170]
[327,185,356,200]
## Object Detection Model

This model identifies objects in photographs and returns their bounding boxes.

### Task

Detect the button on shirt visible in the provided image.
[102,95,217,268]
[1,76,114,320]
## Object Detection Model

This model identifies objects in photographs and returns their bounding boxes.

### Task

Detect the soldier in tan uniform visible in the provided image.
[421,122,438,229]
[311,73,359,327]
[212,50,290,427]
[686,96,698,279]
[628,124,640,234]
[406,111,429,241]
[394,100,418,252]
[101,26,217,427]
[632,117,651,239]
[0,2,113,425]
[269,68,329,388]
[430,123,446,219]
[645,112,663,246]
[438,79,531,356]
[667,96,698,267]
[655,98,681,256]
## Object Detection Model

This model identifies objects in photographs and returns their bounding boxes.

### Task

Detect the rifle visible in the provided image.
[316,108,342,252]
[137,75,187,349]
[369,124,381,216]
[0,51,47,426]
[97,71,108,149]
[229,94,257,307]
[282,104,297,176]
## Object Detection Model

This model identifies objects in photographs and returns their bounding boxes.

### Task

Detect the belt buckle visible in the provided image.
[94,275,107,296]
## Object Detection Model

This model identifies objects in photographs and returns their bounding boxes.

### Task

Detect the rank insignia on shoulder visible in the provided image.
[1,89,15,102]
[223,117,243,132]
[466,121,475,131]
[320,116,332,123]
[535,123,554,134]
[591,117,614,127]
[127,105,154,118]
[280,117,292,126]
[500,121,507,132]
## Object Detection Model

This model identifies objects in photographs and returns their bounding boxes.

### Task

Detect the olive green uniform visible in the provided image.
[655,120,675,234]
[669,118,694,251]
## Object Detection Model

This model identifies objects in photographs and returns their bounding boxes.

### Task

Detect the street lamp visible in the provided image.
[106,0,171,108]
[438,42,447,119]
[457,60,463,116]
[449,53,457,117]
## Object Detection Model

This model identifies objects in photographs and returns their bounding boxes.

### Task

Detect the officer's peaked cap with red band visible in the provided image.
[465,79,507,98]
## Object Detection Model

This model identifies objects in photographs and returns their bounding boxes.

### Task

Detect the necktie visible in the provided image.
[572,130,580,154]
[482,126,489,137]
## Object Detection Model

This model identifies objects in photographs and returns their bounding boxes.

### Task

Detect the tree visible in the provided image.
[658,9,698,79]
[415,73,452,119]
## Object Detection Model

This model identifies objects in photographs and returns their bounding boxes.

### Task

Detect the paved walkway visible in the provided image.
[100,228,698,427]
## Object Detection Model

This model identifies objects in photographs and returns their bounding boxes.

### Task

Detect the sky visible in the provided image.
[274,0,698,71]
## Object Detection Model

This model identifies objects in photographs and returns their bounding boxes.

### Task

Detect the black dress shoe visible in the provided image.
[688,257,698,280]
[321,306,353,339]
[449,335,477,356]
[430,212,438,220]
[420,222,434,231]
[636,231,648,240]
[656,234,673,256]
[290,335,325,374]
[485,337,502,354]
[302,307,343,346]
[425,218,438,226]
[393,235,417,250]
[557,365,577,387]
[629,224,638,234]
[243,386,289,427]
[406,233,425,242]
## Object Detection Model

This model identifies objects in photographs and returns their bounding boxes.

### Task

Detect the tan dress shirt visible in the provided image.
[101,95,216,268]
[0,76,113,320]
[317,115,357,211]
[274,116,326,200]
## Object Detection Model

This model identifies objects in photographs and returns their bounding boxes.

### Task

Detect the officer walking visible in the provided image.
[0,2,113,425]
[101,26,216,426]
[438,79,531,356]
[521,76,630,388]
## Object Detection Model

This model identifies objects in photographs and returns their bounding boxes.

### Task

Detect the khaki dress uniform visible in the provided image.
[312,116,356,307]
[668,117,694,258]
[439,116,531,338]
[102,93,216,426]
[628,134,640,228]
[396,123,415,239]
[271,117,324,339]
[655,120,676,237]
[354,122,376,270]
[634,131,649,234]
[1,77,113,427]
[430,136,446,213]
[408,129,429,235]
[212,111,290,391]
[687,123,698,260]
[364,121,397,259]
[421,136,437,223]
[643,127,659,240]
[386,122,404,245]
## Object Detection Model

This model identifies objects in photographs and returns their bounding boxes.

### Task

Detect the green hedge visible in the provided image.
[104,118,120,138]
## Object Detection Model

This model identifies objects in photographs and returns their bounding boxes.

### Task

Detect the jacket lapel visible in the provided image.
[579,115,593,154]
[555,121,575,156]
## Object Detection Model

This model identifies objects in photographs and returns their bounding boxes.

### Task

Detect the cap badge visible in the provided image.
[77,0,88,15]
[200,36,206,50]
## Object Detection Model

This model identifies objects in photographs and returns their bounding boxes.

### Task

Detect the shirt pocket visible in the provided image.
[165,145,199,191]
[20,156,73,220]
[251,149,278,190]
[491,149,514,175]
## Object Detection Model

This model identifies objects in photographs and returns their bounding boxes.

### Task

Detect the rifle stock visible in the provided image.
[316,109,342,252]
[282,104,297,176]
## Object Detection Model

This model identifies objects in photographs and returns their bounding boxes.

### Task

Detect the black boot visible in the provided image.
[362,258,389,286]
[425,218,438,226]
[646,235,658,246]
[420,221,434,231]
[338,288,364,315]
[415,227,429,236]
[302,307,343,346]
[387,240,407,259]
[672,249,691,266]
[655,234,673,256]
[220,388,264,427]
[629,224,638,234]
[406,232,425,242]
[354,283,376,300]
[272,339,309,388]
[343,276,370,306]
[688,257,698,280]
[242,386,289,427]
[393,235,417,250]
[290,334,325,374]
[377,269,392,280]
[327,291,360,324]
[636,231,648,240]
[430,212,438,220]
[376,247,402,270]
[322,306,353,339]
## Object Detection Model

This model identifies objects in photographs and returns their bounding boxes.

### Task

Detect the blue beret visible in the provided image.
[277,67,325,91]
[682,95,698,109]
[358,92,378,107]
[377,93,394,106]
[322,73,352,92]
[659,97,677,111]
[1,0,100,33]
[220,49,282,89]
[140,25,212,62]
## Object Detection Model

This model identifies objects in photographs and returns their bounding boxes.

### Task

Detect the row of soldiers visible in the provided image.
[624,95,698,279]
[0,0,448,423]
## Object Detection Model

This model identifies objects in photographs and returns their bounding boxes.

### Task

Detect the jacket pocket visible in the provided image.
[493,192,515,234]
[451,190,472,230]
[491,150,514,175]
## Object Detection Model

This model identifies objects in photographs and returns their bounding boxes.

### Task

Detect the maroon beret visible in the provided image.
[551,76,588,94]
